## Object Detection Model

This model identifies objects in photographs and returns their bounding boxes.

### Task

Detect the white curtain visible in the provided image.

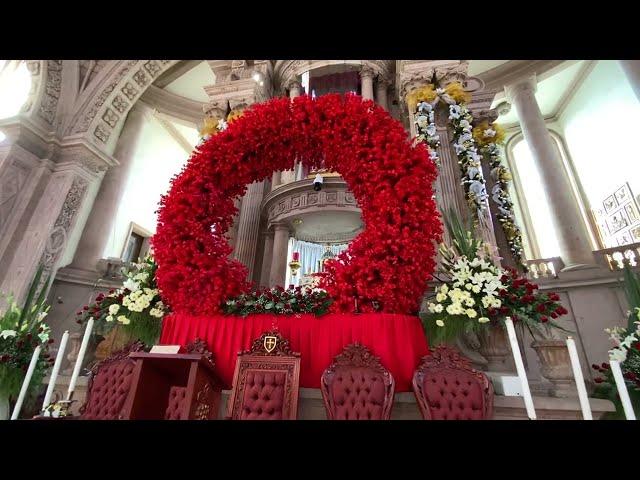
[284,239,348,287]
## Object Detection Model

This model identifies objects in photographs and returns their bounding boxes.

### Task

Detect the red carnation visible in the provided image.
[601,363,609,369]
[540,316,548,323]
[550,312,558,319]
[594,377,604,383]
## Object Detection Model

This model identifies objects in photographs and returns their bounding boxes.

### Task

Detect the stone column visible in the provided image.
[280,81,302,184]
[271,171,281,191]
[233,181,265,280]
[375,77,390,109]
[360,67,374,101]
[505,76,595,267]
[259,230,274,287]
[69,104,147,271]
[618,60,640,102]
[269,223,289,287]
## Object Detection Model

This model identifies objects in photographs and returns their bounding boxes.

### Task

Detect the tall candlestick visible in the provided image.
[42,330,69,411]
[566,337,592,420]
[67,318,94,400]
[504,317,537,420]
[609,359,637,420]
[11,345,41,420]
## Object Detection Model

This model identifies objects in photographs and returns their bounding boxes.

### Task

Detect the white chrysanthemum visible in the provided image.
[106,315,114,322]
[478,317,490,324]
[108,304,120,315]
[466,309,477,318]
[117,315,130,325]
[435,319,445,327]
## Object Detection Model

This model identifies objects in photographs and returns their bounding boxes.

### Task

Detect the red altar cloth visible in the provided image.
[160,313,430,392]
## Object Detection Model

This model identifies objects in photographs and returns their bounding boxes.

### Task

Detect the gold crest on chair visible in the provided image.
[263,335,278,353]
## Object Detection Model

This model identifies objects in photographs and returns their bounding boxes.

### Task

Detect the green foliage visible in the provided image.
[224,286,333,317]
[622,264,640,331]
[0,264,53,400]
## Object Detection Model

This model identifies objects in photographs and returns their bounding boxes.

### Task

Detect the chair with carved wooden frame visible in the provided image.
[77,340,147,420]
[225,331,301,420]
[320,343,395,420]
[412,345,494,420]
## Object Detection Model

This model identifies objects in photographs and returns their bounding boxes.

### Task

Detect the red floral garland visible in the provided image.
[153,94,441,315]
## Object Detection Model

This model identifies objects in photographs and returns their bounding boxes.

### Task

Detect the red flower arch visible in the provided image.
[153,94,441,316]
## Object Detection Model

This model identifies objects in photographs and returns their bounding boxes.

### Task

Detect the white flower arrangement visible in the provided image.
[76,255,166,346]
[449,103,489,216]
[414,101,440,166]
[427,255,504,332]
[606,312,640,363]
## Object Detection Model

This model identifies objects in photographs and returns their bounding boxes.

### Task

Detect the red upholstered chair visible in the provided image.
[412,345,494,420]
[78,341,146,420]
[226,331,301,420]
[320,343,395,420]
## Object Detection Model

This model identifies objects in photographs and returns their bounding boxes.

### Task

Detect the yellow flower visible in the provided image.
[227,109,244,123]
[406,84,437,111]
[199,117,219,137]
[444,82,471,104]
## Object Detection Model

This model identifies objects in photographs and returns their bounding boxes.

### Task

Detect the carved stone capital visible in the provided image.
[398,60,470,102]
[504,75,537,104]
[495,101,512,117]
[360,66,375,80]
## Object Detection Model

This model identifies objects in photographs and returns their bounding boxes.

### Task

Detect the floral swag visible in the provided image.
[409,82,526,268]
[154,94,442,316]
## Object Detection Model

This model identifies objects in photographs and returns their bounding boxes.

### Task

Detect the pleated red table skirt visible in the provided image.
[159,313,430,392]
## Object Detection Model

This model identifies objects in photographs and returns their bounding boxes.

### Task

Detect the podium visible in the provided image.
[121,352,223,420]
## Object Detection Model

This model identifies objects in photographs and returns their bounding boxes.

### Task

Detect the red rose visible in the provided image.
[550,312,558,319]
[601,363,609,369]
[594,377,604,384]
[592,363,600,370]
[540,316,548,323]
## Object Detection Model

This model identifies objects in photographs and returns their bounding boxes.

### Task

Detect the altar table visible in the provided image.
[160,313,430,392]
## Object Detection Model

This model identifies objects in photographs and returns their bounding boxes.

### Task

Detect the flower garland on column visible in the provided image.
[407,82,489,222]
[473,121,527,269]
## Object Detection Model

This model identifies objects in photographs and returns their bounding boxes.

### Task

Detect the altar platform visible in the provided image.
[159,312,429,392]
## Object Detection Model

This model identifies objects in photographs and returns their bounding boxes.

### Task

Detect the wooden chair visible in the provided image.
[226,331,301,420]
[78,341,147,420]
[320,343,395,420]
[412,345,494,420]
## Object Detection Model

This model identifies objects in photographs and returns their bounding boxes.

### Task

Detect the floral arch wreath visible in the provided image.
[153,94,441,316]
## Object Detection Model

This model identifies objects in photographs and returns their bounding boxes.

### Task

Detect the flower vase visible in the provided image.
[531,339,575,397]
[477,325,515,372]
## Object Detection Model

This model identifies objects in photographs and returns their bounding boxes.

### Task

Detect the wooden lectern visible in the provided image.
[121,344,223,420]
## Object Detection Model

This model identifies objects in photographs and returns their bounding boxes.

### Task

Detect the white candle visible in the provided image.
[504,317,537,420]
[11,345,41,420]
[565,337,592,420]
[42,330,69,411]
[609,359,637,420]
[66,318,94,400]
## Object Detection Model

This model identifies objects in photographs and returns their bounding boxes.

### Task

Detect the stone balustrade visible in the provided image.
[594,242,640,271]
[526,257,565,279]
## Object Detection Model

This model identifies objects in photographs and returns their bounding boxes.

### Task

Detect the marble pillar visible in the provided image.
[505,76,595,267]
[233,181,265,280]
[271,170,281,191]
[618,60,640,102]
[360,67,374,101]
[375,77,389,110]
[281,81,301,184]
[259,230,274,287]
[269,223,290,287]
[69,104,147,271]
